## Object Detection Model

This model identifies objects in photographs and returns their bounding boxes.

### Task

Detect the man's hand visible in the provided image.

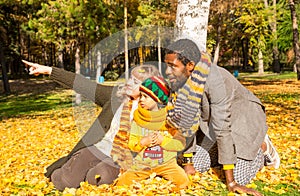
[228,181,262,196]
[224,169,262,196]
[22,60,52,76]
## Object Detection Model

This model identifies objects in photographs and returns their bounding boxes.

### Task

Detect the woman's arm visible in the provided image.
[22,60,113,107]
[52,67,113,107]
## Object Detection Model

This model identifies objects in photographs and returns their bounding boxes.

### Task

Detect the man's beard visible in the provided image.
[170,74,188,92]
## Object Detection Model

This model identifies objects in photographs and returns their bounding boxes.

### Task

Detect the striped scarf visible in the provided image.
[166,52,212,137]
[110,99,133,171]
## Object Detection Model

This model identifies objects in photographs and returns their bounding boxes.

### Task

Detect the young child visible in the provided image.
[115,76,190,190]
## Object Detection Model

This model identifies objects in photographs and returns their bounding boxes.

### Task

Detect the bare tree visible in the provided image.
[0,29,11,94]
[264,0,281,73]
[289,0,300,80]
[175,0,212,51]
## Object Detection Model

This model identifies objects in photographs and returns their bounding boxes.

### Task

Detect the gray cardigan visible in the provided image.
[198,64,267,164]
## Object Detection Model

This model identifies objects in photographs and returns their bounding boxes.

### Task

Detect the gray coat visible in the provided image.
[198,64,267,165]
[45,67,121,177]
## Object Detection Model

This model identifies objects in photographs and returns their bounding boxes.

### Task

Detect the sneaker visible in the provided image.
[263,135,280,169]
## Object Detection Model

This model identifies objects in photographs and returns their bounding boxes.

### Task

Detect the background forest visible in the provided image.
[0,0,300,94]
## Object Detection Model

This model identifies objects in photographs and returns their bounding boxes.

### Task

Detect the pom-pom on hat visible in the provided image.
[140,76,170,105]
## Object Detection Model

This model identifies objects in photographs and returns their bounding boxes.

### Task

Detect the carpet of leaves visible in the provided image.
[0,79,299,195]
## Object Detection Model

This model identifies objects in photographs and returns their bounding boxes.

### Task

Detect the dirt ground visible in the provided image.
[0,77,67,96]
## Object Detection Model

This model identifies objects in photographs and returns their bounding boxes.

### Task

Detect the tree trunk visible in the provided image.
[175,0,212,51]
[258,48,264,74]
[57,49,64,68]
[52,43,56,67]
[27,35,31,61]
[271,0,281,73]
[241,38,249,70]
[17,21,22,77]
[138,47,143,65]
[213,13,222,64]
[75,47,81,105]
[272,47,281,73]
[0,42,11,94]
[289,0,300,80]
[213,43,220,65]
[50,43,53,66]
[42,45,48,66]
[158,27,162,74]
[124,0,129,80]
[264,0,281,73]
[96,50,102,83]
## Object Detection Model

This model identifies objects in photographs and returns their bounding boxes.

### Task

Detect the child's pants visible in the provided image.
[116,159,189,190]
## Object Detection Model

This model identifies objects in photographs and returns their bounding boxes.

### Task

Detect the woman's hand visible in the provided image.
[22,60,52,76]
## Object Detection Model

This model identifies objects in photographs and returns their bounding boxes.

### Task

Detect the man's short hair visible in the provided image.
[165,39,201,66]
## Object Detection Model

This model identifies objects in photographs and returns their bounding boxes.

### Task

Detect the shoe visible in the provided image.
[263,135,280,169]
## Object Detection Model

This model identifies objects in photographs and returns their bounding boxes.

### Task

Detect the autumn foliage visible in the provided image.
[0,78,299,195]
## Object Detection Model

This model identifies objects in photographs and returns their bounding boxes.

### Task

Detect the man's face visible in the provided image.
[164,53,190,92]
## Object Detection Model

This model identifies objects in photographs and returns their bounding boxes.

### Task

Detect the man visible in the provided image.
[163,39,280,196]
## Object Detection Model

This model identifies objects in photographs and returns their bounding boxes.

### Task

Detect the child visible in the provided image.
[115,76,190,190]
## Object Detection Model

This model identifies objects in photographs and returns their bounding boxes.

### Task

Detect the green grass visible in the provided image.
[257,92,300,103]
[0,90,73,119]
[255,181,300,196]
[238,71,297,80]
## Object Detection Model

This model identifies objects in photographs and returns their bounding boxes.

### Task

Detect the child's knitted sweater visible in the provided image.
[128,105,186,169]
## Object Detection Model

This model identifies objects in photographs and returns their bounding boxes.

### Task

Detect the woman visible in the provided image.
[23,60,160,190]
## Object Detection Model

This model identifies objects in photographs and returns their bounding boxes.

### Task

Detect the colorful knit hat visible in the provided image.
[140,76,170,105]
